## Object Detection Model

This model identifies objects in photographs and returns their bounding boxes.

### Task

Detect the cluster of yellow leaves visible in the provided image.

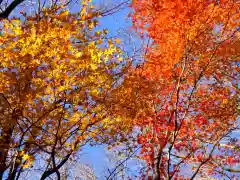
[0,2,129,169]
[17,151,34,169]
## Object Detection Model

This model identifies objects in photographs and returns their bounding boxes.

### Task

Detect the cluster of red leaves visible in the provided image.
[130,0,240,179]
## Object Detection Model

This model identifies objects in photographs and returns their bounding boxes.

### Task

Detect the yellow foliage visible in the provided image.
[0,4,130,173]
[22,154,30,161]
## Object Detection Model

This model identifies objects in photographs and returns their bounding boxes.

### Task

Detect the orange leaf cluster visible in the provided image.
[130,0,240,179]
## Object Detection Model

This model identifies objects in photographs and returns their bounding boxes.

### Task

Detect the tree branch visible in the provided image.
[0,0,25,19]
[40,153,71,180]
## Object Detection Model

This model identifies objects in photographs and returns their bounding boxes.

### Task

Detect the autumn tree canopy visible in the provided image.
[0,0,239,179]
[0,0,134,179]
[128,0,240,179]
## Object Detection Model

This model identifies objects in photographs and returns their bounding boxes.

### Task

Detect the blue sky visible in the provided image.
[72,1,141,179]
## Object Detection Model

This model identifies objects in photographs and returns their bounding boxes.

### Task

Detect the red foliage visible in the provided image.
[131,0,240,179]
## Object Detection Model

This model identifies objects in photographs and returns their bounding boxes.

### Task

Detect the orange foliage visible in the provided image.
[130,0,240,179]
